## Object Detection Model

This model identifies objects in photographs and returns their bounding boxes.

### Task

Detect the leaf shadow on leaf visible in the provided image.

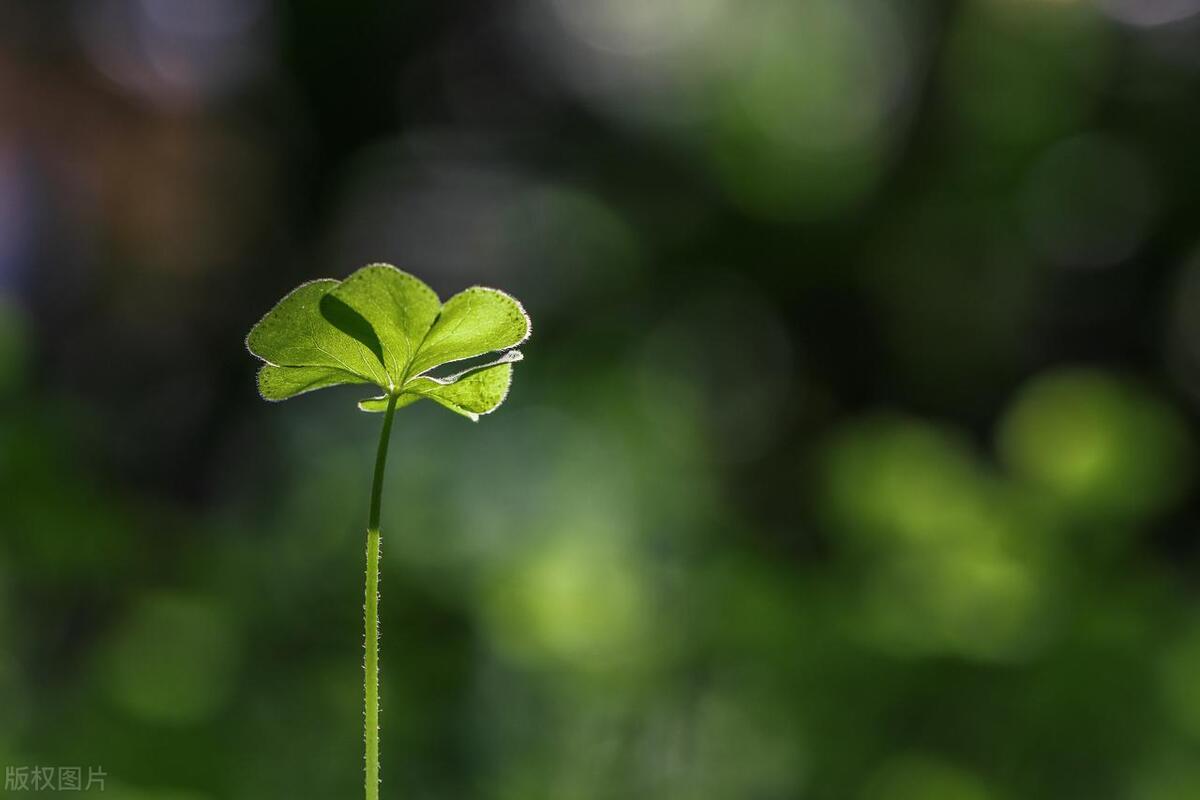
[320,293,386,369]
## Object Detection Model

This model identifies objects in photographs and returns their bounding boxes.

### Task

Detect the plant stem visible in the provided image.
[365,393,398,800]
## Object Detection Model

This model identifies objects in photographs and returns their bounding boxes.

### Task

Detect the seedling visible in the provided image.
[246,264,530,800]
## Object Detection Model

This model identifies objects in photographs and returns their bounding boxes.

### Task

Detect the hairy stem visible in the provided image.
[365,393,398,800]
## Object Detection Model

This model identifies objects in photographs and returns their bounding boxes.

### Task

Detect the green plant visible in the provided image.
[246,264,530,800]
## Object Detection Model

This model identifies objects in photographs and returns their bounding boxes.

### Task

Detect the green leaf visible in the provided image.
[328,264,441,387]
[357,351,522,421]
[358,360,517,421]
[257,364,370,402]
[406,286,531,378]
[246,280,389,386]
[247,265,529,419]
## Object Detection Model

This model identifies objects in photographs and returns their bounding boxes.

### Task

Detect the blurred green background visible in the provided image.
[3,0,1200,798]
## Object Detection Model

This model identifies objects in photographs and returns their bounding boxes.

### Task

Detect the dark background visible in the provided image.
[3,1,1200,798]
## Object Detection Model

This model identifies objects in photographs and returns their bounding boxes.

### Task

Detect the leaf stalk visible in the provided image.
[365,392,398,800]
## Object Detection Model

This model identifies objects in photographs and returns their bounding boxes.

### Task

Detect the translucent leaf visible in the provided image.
[356,393,423,415]
[246,280,389,386]
[406,287,530,378]
[328,264,441,387]
[247,265,529,420]
[257,364,369,402]
[358,361,516,422]
[417,349,524,386]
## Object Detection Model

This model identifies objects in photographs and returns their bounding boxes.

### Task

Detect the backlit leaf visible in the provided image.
[246,280,389,386]
[406,287,531,378]
[358,353,521,421]
[247,265,529,419]
[328,264,442,387]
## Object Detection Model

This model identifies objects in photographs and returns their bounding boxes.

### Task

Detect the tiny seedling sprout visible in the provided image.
[246,264,530,800]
